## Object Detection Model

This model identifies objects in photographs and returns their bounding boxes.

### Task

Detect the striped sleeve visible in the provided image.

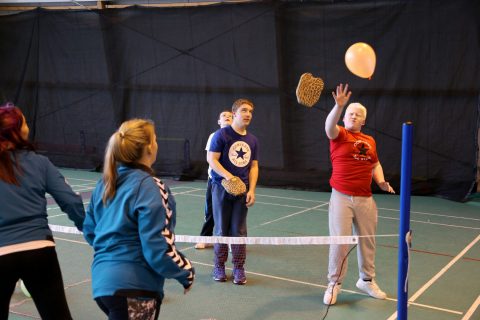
[152,177,194,286]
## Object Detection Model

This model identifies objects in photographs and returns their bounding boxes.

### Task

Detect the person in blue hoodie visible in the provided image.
[83,118,194,320]
[0,103,85,320]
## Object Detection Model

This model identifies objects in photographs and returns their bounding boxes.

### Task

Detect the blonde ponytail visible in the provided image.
[102,119,155,204]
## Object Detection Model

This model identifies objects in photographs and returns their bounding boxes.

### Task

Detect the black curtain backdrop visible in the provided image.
[0,0,478,201]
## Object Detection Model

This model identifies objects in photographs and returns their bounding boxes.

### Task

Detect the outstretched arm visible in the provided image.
[325,83,352,140]
[372,162,395,194]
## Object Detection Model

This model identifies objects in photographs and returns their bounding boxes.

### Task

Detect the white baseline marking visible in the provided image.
[70,181,97,187]
[47,202,90,218]
[173,186,329,204]
[256,201,326,210]
[190,261,462,316]
[51,229,462,317]
[183,193,327,210]
[73,186,96,193]
[462,295,480,320]
[260,203,329,226]
[381,216,480,231]
[161,189,480,226]
[170,186,202,191]
[255,193,328,203]
[64,177,98,183]
[55,237,89,245]
[172,188,203,196]
[380,207,480,222]
[61,174,477,222]
[386,234,480,320]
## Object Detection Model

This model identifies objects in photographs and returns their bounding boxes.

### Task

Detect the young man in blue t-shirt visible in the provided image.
[207,98,259,285]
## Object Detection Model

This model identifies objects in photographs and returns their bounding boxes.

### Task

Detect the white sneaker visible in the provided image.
[323,282,342,305]
[195,243,213,249]
[19,280,31,298]
[356,279,387,299]
[195,243,205,249]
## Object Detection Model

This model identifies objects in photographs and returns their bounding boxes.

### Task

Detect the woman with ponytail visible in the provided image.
[83,119,194,320]
[0,103,85,320]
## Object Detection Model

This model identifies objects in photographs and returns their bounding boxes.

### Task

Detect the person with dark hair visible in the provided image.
[208,99,259,285]
[83,118,194,320]
[0,102,85,320]
[323,84,395,305]
[195,110,233,249]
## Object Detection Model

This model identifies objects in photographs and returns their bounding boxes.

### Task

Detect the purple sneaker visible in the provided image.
[212,266,227,282]
[232,268,247,285]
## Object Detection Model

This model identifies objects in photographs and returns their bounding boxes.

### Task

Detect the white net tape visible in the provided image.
[49,224,397,245]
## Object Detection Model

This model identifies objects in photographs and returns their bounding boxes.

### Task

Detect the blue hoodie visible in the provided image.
[83,165,194,299]
[0,150,85,248]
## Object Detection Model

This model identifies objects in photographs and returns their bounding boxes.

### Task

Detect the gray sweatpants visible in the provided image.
[327,188,378,284]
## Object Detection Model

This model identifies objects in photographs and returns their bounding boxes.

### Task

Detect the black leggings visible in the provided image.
[96,295,162,320]
[0,246,72,320]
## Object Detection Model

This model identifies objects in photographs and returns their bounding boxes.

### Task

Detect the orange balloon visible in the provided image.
[345,42,376,79]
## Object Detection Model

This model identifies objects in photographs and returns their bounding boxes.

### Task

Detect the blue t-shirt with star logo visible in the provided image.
[209,125,258,185]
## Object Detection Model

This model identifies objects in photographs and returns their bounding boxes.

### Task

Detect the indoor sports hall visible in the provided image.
[0,1,479,320]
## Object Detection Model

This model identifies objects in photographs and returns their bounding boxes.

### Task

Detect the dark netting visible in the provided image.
[0,0,478,201]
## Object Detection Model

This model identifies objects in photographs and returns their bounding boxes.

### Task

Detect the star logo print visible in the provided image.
[236,148,246,159]
[229,141,251,168]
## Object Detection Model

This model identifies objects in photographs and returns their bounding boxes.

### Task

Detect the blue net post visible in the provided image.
[397,122,413,320]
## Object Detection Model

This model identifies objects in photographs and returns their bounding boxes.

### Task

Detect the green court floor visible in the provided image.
[8,169,480,320]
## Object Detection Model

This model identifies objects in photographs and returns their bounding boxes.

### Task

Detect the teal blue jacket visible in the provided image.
[83,165,194,299]
[0,150,85,247]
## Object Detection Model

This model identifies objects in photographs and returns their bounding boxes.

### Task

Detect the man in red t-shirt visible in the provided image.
[323,84,395,306]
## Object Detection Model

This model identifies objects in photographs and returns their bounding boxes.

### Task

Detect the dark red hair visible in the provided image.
[0,102,34,184]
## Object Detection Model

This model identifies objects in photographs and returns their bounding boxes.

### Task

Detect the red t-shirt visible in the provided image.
[329,127,378,196]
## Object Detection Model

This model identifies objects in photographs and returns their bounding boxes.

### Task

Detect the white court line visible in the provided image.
[256,201,328,210]
[260,203,329,226]
[46,186,95,200]
[47,192,473,231]
[404,301,462,315]
[49,235,469,316]
[181,193,327,210]
[380,207,480,222]
[254,193,328,203]
[8,310,39,319]
[172,185,330,204]
[190,260,462,316]
[71,186,96,192]
[386,234,480,320]
[62,173,476,221]
[9,298,32,309]
[48,201,91,211]
[46,197,475,232]
[172,193,479,230]
[170,186,202,190]
[70,181,97,187]
[64,177,98,183]
[51,233,463,316]
[70,185,97,192]
[172,188,203,196]
[176,190,477,225]
[55,237,89,245]
[47,202,90,217]
[381,216,480,231]
[64,278,91,290]
[46,190,201,216]
[461,295,480,320]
